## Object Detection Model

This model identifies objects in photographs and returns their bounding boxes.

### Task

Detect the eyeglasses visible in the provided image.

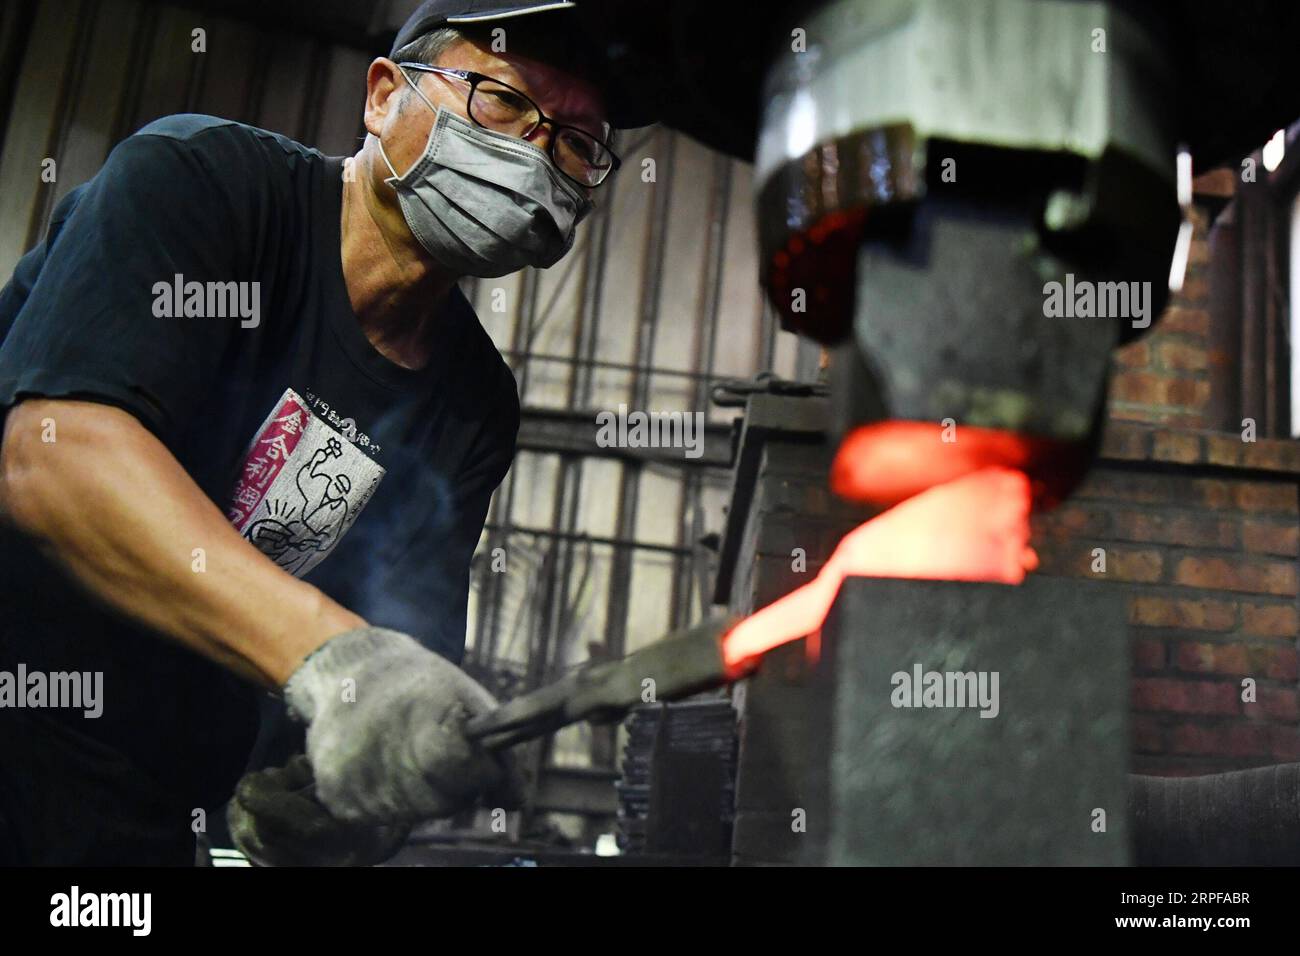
[397,63,621,188]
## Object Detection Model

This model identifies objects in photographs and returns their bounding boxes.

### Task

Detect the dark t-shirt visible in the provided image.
[0,115,519,809]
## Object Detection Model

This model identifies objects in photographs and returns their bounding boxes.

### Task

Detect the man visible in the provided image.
[0,1,651,865]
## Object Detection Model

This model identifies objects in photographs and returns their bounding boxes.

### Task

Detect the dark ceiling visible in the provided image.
[164,0,1300,168]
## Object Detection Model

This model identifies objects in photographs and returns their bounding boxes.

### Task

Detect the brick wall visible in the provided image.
[1108,169,1237,428]
[1033,170,1300,775]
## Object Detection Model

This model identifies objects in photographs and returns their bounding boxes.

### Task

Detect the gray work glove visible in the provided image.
[227,754,411,867]
[284,627,521,825]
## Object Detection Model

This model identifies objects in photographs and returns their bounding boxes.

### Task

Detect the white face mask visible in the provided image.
[379,71,594,278]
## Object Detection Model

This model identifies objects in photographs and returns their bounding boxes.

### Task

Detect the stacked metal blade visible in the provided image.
[616,698,738,857]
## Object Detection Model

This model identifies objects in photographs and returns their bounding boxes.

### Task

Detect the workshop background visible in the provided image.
[1,0,1298,851]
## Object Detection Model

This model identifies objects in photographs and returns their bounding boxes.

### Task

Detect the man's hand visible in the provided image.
[228,755,410,867]
[284,627,521,825]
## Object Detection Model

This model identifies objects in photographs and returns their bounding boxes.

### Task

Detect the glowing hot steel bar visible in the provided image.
[722,466,1038,670]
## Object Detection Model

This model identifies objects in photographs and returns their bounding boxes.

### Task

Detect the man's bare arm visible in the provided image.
[0,398,365,687]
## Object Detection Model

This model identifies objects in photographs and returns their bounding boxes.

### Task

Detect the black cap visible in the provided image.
[390,1,656,129]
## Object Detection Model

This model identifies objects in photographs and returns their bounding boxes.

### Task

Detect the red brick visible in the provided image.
[1033,505,1110,538]
[1034,543,1161,581]
[1132,677,1241,715]
[1151,430,1202,463]
[1239,441,1300,473]
[1173,273,1209,305]
[1103,547,1164,582]
[1194,479,1235,508]
[1166,377,1210,408]
[1109,371,1208,408]
[1128,595,1236,631]
[1193,168,1236,198]
[1111,371,1163,404]
[1170,639,1268,676]
[1134,638,1166,671]
[1254,687,1299,721]
[1190,240,1211,270]
[1222,723,1273,758]
[1110,510,1237,549]
[1242,520,1299,556]
[1233,482,1299,514]
[1074,471,1230,509]
[1239,602,1297,638]
[1270,726,1300,761]
[1107,404,1164,425]
[1205,433,1245,467]
[1156,341,1208,372]
[1169,721,1270,758]
[1173,555,1297,596]
[1106,404,1208,428]
[1259,646,1299,681]
[1132,715,1165,753]
[1113,339,1151,369]
[1099,422,1150,461]
[1158,307,1210,336]
[1188,236,1210,267]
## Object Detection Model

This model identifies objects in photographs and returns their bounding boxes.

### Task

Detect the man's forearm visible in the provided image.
[0,399,365,687]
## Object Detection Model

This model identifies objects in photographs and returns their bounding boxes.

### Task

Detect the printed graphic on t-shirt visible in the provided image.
[227,388,385,576]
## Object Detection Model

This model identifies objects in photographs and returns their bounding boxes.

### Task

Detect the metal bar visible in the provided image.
[477,269,542,669]
[545,191,605,686]
[110,0,156,147]
[496,349,728,384]
[672,152,733,628]
[240,28,273,129]
[27,0,92,250]
[595,128,675,767]
[527,275,576,694]
[484,522,694,556]
[466,615,734,751]
[516,405,733,469]
[531,765,620,816]
[712,393,831,603]
[472,465,513,670]
[181,4,207,114]
[1206,202,1241,432]
[574,135,615,776]
[295,40,331,146]
[1239,172,1269,431]
[513,269,540,402]
[0,1,39,164]
[528,467,568,690]
[758,297,778,373]
[1264,190,1280,436]
[608,128,676,634]
[1267,178,1290,436]
[504,268,551,836]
